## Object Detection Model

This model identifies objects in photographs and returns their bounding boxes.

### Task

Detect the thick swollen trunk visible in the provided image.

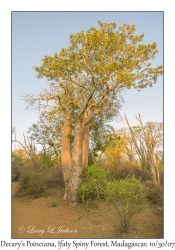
[61,116,72,199]
[69,121,84,205]
[82,124,90,171]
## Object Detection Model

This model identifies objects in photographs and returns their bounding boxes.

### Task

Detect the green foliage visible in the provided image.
[34,21,162,92]
[78,165,109,205]
[79,166,148,232]
[12,152,24,168]
[89,115,119,165]
[12,152,24,181]
[27,111,63,167]
[23,21,163,208]
[19,168,48,198]
[107,177,147,233]
[39,153,55,168]
[29,21,163,137]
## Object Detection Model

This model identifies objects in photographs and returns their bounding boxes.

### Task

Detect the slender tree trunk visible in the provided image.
[148,161,157,183]
[149,152,160,185]
[61,115,72,199]
[140,154,160,185]
[82,112,90,171]
[69,121,84,205]
[125,114,161,186]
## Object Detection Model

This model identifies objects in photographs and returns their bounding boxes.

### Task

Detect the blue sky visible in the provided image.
[12,11,163,143]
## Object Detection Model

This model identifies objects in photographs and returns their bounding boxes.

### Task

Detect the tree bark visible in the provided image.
[69,121,84,205]
[82,112,90,171]
[149,152,160,185]
[61,115,72,199]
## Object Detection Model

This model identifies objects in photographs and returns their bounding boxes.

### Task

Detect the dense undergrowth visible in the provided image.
[13,163,163,233]
[78,165,163,233]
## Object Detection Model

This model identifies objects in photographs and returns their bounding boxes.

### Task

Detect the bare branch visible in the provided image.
[12,134,37,168]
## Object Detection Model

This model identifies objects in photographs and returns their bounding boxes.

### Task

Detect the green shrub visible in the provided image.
[19,168,48,198]
[78,165,109,205]
[79,166,150,233]
[12,153,23,181]
[107,177,147,233]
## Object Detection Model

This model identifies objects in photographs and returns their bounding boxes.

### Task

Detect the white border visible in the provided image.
[1,0,175,246]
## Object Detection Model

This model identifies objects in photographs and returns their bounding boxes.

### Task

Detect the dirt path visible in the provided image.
[12,182,163,239]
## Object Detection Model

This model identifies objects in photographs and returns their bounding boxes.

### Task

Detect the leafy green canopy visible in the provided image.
[22,20,163,128]
[34,21,162,99]
[27,111,64,167]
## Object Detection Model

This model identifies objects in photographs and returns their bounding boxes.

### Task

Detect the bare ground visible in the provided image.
[12,182,163,239]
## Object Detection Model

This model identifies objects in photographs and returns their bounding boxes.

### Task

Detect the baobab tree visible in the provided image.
[23,21,163,204]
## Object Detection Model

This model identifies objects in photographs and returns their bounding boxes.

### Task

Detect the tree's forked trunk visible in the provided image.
[69,121,84,205]
[61,115,72,199]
